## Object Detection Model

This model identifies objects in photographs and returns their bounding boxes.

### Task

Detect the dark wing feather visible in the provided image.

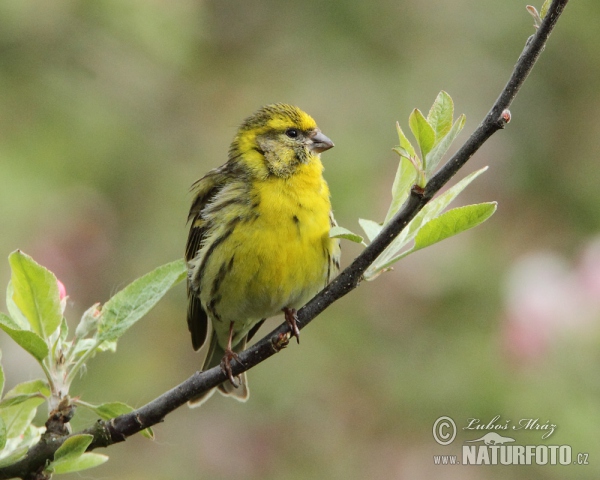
[246,318,265,343]
[185,164,232,351]
[187,294,208,351]
[185,218,205,263]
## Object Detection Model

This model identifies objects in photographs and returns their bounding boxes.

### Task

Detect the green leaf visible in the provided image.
[78,401,154,439]
[79,401,130,418]
[5,379,50,397]
[0,425,41,466]
[392,146,412,159]
[420,166,487,233]
[0,446,28,468]
[0,389,44,438]
[427,91,454,144]
[6,282,28,330]
[0,416,6,451]
[8,250,62,339]
[365,167,488,279]
[0,313,49,362]
[425,114,466,176]
[384,156,418,224]
[540,0,551,18]
[382,203,497,266]
[392,166,487,252]
[18,424,42,450]
[396,122,417,159]
[411,203,497,252]
[1,380,50,418]
[51,452,109,474]
[408,108,435,163]
[69,338,98,359]
[53,434,93,462]
[75,303,101,339]
[98,340,117,352]
[358,219,383,243]
[329,226,364,244]
[59,316,68,343]
[0,350,4,398]
[97,259,187,343]
[48,434,108,474]
[0,393,45,409]
[70,338,116,362]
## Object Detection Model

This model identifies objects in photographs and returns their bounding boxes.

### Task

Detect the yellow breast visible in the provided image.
[205,158,336,345]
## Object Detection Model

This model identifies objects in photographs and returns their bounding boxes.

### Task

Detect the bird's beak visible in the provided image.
[309,130,334,153]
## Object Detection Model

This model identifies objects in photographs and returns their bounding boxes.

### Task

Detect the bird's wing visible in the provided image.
[185,164,232,351]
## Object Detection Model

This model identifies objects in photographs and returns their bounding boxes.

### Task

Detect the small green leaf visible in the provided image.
[19,424,43,450]
[367,203,496,275]
[390,166,487,255]
[408,108,435,163]
[0,425,41,466]
[75,303,101,339]
[0,350,4,398]
[0,313,49,362]
[97,340,117,352]
[540,0,551,18]
[427,91,454,144]
[419,166,488,221]
[365,167,488,279]
[69,338,98,360]
[4,379,50,398]
[396,122,417,159]
[53,434,93,462]
[70,338,116,362]
[6,282,28,330]
[78,401,154,440]
[59,316,68,343]
[392,146,412,159]
[411,203,497,252]
[2,381,50,420]
[329,226,364,244]
[425,114,466,176]
[8,251,62,339]
[0,446,28,468]
[0,394,44,438]
[0,393,45,409]
[50,452,108,474]
[97,259,187,343]
[358,219,383,243]
[0,416,6,451]
[384,156,418,224]
[79,401,130,418]
[48,434,108,474]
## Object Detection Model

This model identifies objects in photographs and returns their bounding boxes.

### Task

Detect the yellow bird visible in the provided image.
[185,104,340,405]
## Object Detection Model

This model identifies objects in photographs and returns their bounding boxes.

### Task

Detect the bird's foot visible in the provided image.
[220,348,244,387]
[271,331,291,352]
[283,307,300,344]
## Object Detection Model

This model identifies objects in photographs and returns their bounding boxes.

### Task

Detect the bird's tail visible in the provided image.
[188,334,249,408]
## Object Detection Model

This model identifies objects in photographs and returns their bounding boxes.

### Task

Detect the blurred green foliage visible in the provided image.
[1,0,599,479]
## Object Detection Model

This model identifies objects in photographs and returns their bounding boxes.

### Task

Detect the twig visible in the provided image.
[0,1,569,478]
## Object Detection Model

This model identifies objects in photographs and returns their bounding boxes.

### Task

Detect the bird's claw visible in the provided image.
[271,331,291,352]
[220,348,244,387]
[283,308,300,344]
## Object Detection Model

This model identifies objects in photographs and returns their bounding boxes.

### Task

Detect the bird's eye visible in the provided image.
[285,128,299,139]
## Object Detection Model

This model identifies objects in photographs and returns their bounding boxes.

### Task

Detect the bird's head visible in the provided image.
[230,104,334,178]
